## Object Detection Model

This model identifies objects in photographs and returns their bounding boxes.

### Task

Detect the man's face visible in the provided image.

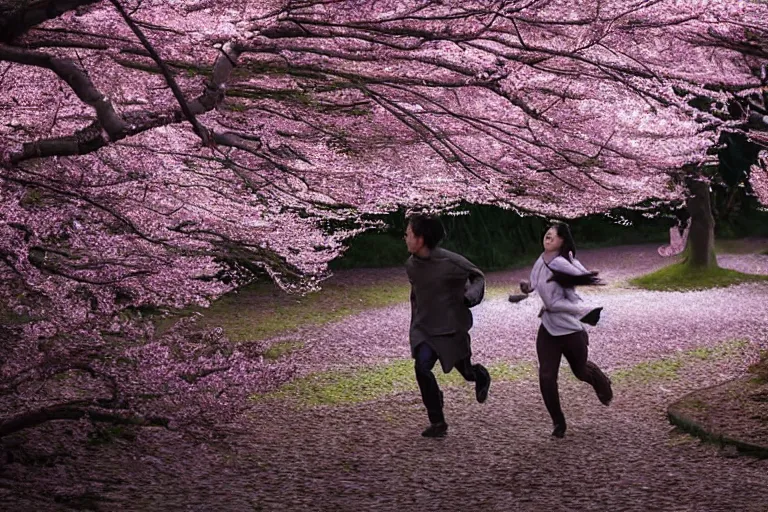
[404,224,424,254]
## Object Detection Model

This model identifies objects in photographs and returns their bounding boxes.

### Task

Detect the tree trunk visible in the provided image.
[685,178,717,268]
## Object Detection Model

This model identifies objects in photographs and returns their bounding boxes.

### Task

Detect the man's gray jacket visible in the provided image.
[406,247,485,372]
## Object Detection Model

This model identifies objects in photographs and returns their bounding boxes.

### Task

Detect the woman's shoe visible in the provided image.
[551,422,567,438]
[597,378,614,406]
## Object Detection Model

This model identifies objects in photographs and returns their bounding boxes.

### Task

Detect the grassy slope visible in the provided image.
[630,238,768,291]
[630,262,768,291]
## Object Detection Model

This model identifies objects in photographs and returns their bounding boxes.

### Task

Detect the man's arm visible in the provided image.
[464,265,485,307]
[450,253,485,307]
[406,257,417,326]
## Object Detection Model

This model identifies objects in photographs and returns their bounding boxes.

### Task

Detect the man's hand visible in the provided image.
[519,279,532,294]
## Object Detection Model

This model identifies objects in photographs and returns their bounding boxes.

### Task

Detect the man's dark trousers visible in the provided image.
[414,342,484,424]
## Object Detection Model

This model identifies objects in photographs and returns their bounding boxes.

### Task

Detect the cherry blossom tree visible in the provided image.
[671,4,768,267]
[727,17,768,236]
[1,0,767,438]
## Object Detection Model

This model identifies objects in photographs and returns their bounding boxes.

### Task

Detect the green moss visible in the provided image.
[687,339,748,361]
[210,282,411,342]
[612,339,750,384]
[155,280,412,342]
[612,358,684,383]
[254,359,415,406]
[263,340,305,361]
[686,346,718,361]
[487,360,536,381]
[253,358,534,407]
[629,262,768,291]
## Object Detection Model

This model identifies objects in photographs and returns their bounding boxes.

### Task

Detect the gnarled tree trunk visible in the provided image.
[685,178,717,268]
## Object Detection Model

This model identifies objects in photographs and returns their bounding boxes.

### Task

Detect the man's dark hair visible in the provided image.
[408,214,445,249]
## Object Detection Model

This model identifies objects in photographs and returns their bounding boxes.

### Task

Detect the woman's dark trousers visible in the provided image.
[536,324,611,426]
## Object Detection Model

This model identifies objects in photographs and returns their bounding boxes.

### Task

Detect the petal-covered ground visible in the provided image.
[3,244,768,511]
[277,244,768,376]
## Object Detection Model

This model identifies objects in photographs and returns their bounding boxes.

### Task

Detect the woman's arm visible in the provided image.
[538,284,592,316]
[520,257,541,294]
[570,256,590,274]
[548,255,589,275]
[547,256,602,288]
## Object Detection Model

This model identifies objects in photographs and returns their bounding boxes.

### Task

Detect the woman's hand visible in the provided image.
[519,279,532,294]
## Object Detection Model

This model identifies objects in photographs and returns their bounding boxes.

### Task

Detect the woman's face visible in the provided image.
[543,227,563,253]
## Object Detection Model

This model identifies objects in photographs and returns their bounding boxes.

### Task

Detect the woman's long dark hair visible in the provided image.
[546,222,602,288]
[552,222,577,261]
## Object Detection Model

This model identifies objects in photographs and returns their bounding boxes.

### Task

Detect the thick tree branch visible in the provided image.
[0,403,169,438]
[27,249,154,284]
[1,362,120,404]
[180,366,231,384]
[0,43,128,139]
[7,42,241,165]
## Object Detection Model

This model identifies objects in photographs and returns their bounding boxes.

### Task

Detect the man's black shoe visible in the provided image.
[422,422,448,438]
[475,366,491,404]
[551,423,567,438]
